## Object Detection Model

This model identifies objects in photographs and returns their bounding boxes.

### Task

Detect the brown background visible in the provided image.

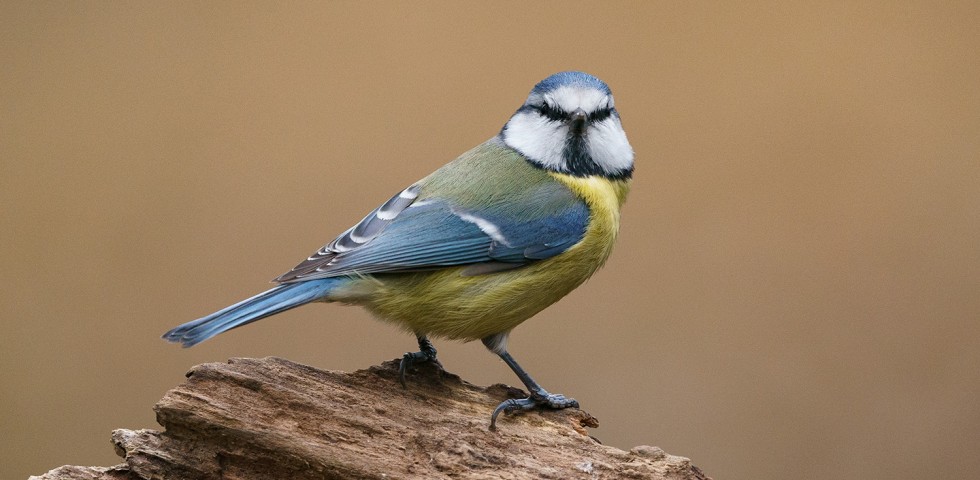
[2,2,978,479]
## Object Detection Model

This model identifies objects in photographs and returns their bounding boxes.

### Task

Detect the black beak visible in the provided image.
[570,108,587,135]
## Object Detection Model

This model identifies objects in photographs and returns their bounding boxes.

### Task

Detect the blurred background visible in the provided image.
[2,2,978,479]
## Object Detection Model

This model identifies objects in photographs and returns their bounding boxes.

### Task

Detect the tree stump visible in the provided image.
[31,357,709,479]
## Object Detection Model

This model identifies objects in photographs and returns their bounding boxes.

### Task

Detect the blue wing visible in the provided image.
[275,182,589,283]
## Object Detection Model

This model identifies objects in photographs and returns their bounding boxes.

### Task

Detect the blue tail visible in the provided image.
[163,278,342,347]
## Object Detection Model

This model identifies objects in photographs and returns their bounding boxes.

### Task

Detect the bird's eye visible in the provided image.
[535,104,566,122]
[590,108,613,123]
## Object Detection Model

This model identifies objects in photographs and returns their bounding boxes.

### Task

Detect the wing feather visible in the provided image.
[275,183,589,283]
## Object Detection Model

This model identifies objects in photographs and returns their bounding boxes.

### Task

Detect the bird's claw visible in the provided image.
[489,393,579,430]
[398,348,439,388]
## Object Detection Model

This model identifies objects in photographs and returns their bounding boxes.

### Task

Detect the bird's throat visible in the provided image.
[561,133,602,178]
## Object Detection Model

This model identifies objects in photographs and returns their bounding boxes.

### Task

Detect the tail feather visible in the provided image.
[163,278,340,347]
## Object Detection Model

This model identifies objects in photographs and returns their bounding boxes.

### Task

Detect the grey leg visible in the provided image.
[399,335,439,388]
[482,334,579,429]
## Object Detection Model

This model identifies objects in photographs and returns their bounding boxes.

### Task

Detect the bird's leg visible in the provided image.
[482,334,579,430]
[399,335,441,388]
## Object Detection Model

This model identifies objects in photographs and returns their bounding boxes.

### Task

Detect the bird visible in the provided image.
[163,71,634,428]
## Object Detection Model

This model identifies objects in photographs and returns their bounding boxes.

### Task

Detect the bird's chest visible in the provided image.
[479,174,629,309]
[549,173,630,268]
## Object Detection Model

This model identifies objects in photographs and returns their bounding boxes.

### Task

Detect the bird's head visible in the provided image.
[501,71,633,180]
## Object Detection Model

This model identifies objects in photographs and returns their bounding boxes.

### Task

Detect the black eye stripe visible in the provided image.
[531,104,614,123]
[590,107,612,122]
[533,104,566,121]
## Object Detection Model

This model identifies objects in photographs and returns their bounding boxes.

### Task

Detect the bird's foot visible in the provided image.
[490,392,579,430]
[399,337,440,388]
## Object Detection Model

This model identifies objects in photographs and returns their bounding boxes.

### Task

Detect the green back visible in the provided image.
[418,138,580,219]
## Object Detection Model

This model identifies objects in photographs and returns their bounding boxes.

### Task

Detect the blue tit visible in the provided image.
[164,71,634,428]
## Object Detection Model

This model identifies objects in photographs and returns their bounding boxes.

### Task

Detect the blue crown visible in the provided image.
[531,71,611,95]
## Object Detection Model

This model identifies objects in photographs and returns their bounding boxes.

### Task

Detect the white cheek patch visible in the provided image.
[502,111,567,171]
[588,117,634,174]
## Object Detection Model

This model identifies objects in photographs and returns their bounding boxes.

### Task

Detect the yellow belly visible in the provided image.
[345,175,630,341]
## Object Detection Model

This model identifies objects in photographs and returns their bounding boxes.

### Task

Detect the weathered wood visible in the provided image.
[31,357,709,479]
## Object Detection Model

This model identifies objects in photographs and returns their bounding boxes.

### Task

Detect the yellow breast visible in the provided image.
[548,173,631,267]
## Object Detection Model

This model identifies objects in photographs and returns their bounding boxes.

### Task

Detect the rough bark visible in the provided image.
[31,357,709,479]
